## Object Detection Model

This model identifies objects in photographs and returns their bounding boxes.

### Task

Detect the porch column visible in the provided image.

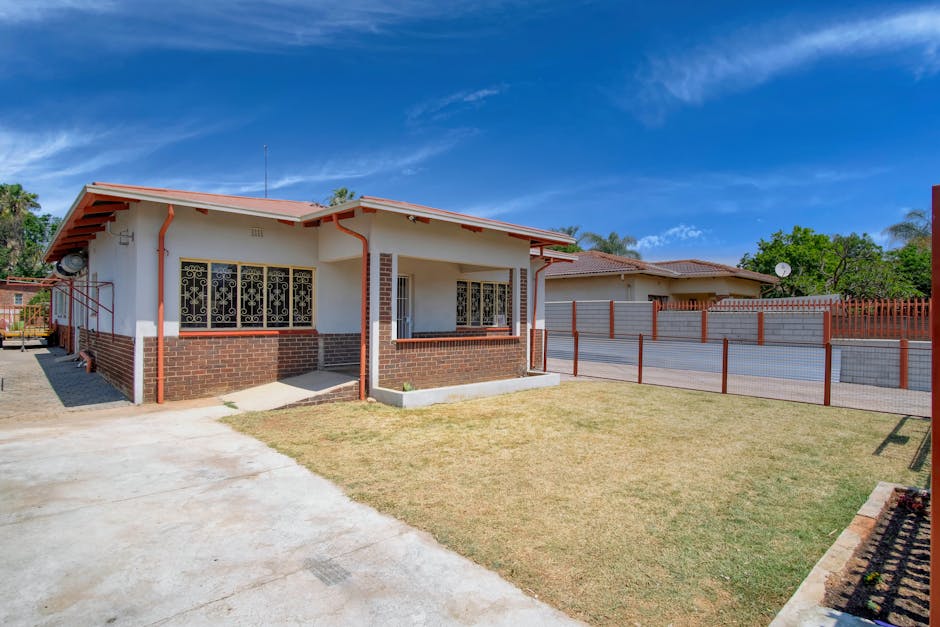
[368,250,382,395]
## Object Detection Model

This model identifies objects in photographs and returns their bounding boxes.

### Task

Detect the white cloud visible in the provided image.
[152,132,470,199]
[637,224,704,250]
[407,85,506,124]
[632,6,940,122]
[0,1,525,50]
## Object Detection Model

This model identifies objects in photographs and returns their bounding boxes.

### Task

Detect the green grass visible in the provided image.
[224,380,930,626]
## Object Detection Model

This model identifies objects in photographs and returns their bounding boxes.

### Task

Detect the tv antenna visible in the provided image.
[263,144,268,198]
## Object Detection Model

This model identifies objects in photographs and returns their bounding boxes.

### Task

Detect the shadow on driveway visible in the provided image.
[34,348,127,407]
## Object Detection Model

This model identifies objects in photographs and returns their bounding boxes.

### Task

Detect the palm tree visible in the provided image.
[583,231,641,259]
[550,225,584,253]
[0,184,41,275]
[327,187,359,206]
[884,209,930,248]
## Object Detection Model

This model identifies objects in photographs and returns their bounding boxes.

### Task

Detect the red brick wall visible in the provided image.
[531,328,545,370]
[79,328,134,400]
[280,381,360,408]
[376,254,528,390]
[321,333,361,367]
[0,284,43,307]
[142,332,319,402]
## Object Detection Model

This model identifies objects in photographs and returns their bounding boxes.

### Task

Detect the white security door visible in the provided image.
[396,275,412,339]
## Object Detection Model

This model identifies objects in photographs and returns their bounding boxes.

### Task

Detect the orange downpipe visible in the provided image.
[157,204,175,403]
[333,215,368,400]
[530,258,555,368]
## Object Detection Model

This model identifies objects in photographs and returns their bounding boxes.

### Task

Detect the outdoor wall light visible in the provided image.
[407,215,418,223]
[118,229,135,246]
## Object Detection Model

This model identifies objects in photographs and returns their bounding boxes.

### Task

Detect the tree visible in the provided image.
[550,225,584,253]
[739,226,919,298]
[884,209,930,248]
[327,187,359,206]
[583,231,641,259]
[0,184,59,279]
[0,183,41,273]
[889,243,931,296]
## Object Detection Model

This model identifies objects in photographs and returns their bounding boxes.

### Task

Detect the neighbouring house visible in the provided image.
[544,250,777,304]
[44,183,575,405]
[0,280,44,313]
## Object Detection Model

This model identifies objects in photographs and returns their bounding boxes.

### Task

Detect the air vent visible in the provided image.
[249,227,264,238]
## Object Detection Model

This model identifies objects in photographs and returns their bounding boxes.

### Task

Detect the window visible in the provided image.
[13,293,23,306]
[180,260,315,329]
[456,280,511,327]
[648,295,668,304]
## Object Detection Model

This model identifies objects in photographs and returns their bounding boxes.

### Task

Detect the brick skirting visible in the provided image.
[320,333,361,367]
[142,333,319,402]
[78,328,134,401]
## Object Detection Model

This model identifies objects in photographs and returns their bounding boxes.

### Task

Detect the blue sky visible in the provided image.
[2,1,938,264]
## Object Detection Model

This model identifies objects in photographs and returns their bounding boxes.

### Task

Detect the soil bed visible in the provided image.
[825,488,930,626]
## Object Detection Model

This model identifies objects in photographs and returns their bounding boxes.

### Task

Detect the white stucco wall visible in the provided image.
[131,202,323,337]
[85,208,140,337]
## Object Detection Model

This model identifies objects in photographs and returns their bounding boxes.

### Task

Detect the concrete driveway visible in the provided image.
[0,404,578,626]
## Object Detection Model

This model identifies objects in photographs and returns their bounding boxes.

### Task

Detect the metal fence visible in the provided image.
[543,330,931,418]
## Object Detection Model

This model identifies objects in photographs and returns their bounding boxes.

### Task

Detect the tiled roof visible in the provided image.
[92,182,327,218]
[650,259,777,283]
[545,251,777,283]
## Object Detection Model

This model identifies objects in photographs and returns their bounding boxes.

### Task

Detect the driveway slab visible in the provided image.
[0,404,578,626]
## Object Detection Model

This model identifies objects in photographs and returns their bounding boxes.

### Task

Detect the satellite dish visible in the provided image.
[54,253,87,278]
[774,262,792,278]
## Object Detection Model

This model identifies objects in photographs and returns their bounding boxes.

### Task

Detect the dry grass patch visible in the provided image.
[224,381,930,626]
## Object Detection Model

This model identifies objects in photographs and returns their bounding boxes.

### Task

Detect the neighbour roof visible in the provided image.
[45,183,575,262]
[544,250,778,283]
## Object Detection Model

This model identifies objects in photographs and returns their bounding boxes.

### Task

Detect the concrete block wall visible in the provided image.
[572,301,610,336]
[834,339,931,392]
[764,312,824,345]
[613,302,653,336]
[707,312,758,342]
[658,311,702,340]
[545,301,572,332]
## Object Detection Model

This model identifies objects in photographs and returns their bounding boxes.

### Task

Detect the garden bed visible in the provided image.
[824,487,930,626]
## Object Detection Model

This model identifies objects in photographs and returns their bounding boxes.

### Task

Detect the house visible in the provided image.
[544,250,777,304]
[44,183,575,405]
[0,280,44,313]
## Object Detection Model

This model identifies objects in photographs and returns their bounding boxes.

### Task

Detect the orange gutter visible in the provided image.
[156,204,175,403]
[332,214,368,400]
[530,258,556,368]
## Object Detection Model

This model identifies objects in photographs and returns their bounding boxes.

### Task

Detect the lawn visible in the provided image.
[224,380,930,626]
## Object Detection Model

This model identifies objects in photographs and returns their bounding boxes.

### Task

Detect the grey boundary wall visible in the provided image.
[544,301,932,393]
[546,301,825,344]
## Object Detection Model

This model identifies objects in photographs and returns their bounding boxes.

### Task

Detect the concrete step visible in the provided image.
[220,370,358,412]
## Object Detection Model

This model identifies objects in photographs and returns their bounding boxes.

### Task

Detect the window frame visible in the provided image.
[179,258,316,330]
[456,279,511,328]
[13,293,23,306]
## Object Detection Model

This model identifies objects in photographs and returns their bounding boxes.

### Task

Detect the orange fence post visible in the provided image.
[823,342,832,406]
[822,309,832,345]
[721,338,729,394]
[652,300,659,341]
[899,338,909,390]
[609,300,615,339]
[637,334,644,384]
[757,311,764,346]
[572,300,577,335]
[701,310,708,343]
[573,331,579,377]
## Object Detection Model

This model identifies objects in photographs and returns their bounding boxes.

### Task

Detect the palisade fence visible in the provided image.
[542,299,931,417]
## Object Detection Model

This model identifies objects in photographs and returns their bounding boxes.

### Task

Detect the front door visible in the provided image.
[396,275,412,339]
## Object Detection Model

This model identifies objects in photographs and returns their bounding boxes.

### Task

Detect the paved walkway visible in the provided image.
[0,347,129,420]
[0,404,579,626]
